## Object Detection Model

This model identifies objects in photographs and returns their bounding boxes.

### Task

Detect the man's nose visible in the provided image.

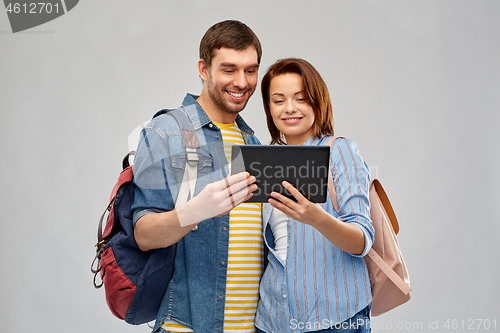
[233,71,247,89]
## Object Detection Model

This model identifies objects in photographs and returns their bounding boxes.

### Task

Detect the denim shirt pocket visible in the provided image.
[170,152,213,198]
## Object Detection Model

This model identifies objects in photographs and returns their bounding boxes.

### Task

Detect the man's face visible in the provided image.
[201,46,259,115]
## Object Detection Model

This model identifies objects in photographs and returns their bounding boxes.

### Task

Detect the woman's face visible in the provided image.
[268,73,315,145]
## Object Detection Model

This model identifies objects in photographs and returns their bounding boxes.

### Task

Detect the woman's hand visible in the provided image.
[268,180,328,227]
[269,180,365,255]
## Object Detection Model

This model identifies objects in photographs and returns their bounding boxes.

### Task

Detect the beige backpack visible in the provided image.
[326,137,411,316]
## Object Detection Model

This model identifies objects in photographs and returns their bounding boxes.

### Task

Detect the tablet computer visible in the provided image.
[230,145,330,203]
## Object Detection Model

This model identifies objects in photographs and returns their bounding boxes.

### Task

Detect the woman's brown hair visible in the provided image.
[261,58,334,145]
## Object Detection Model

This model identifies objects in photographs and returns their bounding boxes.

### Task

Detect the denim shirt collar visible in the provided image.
[182,93,255,137]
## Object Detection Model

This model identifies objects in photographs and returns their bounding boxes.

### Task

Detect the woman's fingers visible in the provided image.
[269,181,304,206]
[281,181,307,203]
[269,181,319,224]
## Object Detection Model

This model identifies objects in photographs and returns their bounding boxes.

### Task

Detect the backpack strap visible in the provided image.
[92,163,135,282]
[371,179,399,234]
[323,136,344,212]
[366,249,412,295]
[154,109,200,208]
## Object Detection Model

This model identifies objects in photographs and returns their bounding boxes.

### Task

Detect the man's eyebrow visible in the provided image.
[219,62,259,68]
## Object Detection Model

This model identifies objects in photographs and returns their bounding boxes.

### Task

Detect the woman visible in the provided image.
[255,58,374,333]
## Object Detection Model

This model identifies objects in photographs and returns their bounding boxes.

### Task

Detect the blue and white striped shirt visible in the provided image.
[255,136,374,333]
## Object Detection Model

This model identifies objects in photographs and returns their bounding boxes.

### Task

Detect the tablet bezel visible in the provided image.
[230,145,330,203]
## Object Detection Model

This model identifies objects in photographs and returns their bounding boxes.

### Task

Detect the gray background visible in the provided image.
[1,0,499,332]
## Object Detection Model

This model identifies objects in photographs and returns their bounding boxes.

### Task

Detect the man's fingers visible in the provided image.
[204,172,257,213]
[230,185,256,207]
[213,171,253,192]
[225,171,251,186]
[227,176,256,197]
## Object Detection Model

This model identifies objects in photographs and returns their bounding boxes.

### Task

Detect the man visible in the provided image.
[131,20,263,333]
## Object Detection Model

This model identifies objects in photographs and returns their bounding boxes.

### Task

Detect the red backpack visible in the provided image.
[91,109,200,325]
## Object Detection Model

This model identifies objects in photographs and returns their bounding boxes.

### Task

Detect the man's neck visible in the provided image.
[196,94,238,124]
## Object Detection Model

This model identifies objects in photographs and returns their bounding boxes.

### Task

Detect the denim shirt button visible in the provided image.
[221,261,225,265]
[219,295,223,299]
[223,227,227,231]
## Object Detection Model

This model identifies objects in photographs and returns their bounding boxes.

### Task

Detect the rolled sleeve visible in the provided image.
[331,138,374,257]
[132,208,168,226]
[131,126,175,226]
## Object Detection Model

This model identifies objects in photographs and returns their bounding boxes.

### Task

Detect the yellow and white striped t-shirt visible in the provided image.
[162,122,264,333]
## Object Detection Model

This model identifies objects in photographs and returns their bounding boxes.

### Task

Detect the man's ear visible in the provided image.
[198,59,208,82]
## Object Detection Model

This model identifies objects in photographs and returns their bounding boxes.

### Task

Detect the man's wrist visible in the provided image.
[176,196,204,227]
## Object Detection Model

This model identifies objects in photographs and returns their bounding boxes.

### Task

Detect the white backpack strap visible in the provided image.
[128,108,200,232]
[163,109,200,209]
[175,147,198,207]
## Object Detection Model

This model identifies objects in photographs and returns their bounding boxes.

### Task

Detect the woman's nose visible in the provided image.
[284,100,296,113]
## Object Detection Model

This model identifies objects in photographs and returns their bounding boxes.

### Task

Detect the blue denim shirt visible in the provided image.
[131,93,261,332]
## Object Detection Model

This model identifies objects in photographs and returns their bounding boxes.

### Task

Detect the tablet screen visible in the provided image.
[231,145,330,203]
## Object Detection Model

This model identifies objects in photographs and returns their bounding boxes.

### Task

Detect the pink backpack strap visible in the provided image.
[324,136,345,212]
[366,248,412,295]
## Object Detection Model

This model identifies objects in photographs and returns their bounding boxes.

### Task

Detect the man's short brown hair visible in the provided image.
[199,20,262,67]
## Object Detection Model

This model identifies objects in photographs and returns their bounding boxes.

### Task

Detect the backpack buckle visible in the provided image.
[186,148,199,167]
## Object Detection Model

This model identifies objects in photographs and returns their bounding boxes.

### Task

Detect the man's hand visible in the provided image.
[176,172,257,227]
[135,171,258,251]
